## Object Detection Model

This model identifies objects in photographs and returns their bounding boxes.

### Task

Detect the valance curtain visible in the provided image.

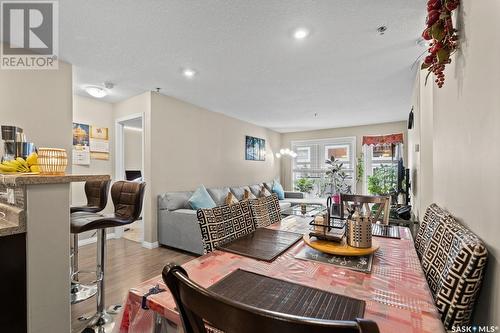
[362,133,404,146]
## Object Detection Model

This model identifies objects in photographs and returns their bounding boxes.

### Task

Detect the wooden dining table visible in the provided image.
[116,216,445,333]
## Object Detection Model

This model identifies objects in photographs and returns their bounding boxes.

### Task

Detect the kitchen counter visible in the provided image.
[0,203,24,237]
[0,173,111,333]
[0,173,110,186]
[0,174,110,237]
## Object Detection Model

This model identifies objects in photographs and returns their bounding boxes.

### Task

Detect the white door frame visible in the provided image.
[114,112,145,239]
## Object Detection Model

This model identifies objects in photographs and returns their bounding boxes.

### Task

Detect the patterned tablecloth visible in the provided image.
[117,216,445,333]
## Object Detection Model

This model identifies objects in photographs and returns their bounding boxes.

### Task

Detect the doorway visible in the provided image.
[115,113,144,243]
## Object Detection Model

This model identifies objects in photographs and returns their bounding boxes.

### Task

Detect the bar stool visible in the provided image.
[70,180,110,304]
[71,180,146,333]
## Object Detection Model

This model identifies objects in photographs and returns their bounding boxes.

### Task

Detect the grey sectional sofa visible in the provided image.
[157,182,324,254]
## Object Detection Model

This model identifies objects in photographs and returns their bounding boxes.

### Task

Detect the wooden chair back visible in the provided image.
[163,264,380,333]
[340,194,390,225]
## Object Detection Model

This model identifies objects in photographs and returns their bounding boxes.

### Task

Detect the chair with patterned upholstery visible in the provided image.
[414,203,456,259]
[197,200,256,254]
[418,204,488,330]
[249,193,282,228]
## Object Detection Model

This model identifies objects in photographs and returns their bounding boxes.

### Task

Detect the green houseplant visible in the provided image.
[367,164,397,195]
[294,178,314,194]
[325,156,352,195]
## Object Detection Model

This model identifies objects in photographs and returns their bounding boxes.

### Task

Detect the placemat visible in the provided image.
[295,246,373,273]
[372,224,400,239]
[209,269,365,320]
[218,228,302,262]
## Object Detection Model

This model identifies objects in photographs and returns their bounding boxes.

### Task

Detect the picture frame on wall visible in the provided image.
[245,135,266,161]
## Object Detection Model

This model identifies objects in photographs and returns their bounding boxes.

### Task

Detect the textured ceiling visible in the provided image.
[61,0,426,132]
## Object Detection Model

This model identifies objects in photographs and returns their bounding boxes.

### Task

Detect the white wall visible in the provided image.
[72,95,114,239]
[0,61,73,166]
[146,92,281,243]
[113,92,281,244]
[124,128,142,171]
[280,121,408,193]
[409,0,500,324]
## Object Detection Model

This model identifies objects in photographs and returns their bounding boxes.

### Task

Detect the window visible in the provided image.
[363,142,403,195]
[291,137,356,198]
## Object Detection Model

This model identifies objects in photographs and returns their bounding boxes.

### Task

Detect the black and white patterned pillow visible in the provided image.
[415,203,455,259]
[249,193,281,228]
[197,200,256,254]
[420,213,488,329]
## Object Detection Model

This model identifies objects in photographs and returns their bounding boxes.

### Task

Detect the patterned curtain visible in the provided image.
[362,133,404,146]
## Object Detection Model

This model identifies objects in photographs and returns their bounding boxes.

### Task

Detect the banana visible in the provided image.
[16,157,30,172]
[16,157,30,171]
[0,164,17,173]
[30,165,41,173]
[26,152,38,167]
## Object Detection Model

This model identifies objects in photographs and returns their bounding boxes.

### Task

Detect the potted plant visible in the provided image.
[294,177,315,196]
[325,156,352,201]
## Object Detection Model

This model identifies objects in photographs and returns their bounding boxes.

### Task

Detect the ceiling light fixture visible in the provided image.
[293,27,310,40]
[85,86,107,98]
[276,148,297,158]
[182,68,197,78]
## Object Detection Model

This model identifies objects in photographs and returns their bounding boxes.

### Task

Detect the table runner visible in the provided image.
[217,228,302,261]
[209,269,365,320]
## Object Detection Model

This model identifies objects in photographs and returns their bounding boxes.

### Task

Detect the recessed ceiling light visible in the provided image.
[377,26,388,35]
[293,27,310,40]
[182,68,197,78]
[85,86,107,98]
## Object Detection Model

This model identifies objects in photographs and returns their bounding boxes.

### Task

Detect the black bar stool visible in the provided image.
[70,180,110,304]
[71,180,146,333]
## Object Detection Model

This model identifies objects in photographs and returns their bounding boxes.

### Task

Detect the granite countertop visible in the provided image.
[0,203,25,237]
[0,174,110,186]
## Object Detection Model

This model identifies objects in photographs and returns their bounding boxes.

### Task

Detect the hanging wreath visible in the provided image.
[421,0,460,88]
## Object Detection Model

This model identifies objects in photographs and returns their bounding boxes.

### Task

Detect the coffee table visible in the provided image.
[281,203,325,217]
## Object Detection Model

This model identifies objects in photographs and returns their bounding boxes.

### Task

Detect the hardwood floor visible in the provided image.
[71,238,195,331]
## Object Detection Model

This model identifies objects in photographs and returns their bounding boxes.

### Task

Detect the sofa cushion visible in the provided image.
[271,181,285,200]
[420,217,488,329]
[188,185,216,210]
[230,186,250,201]
[259,185,272,198]
[249,193,282,228]
[225,192,239,205]
[249,184,262,197]
[158,191,193,211]
[244,188,256,200]
[197,200,256,254]
[207,187,230,206]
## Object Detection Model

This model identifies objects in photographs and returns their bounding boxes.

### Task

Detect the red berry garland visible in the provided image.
[421,0,460,88]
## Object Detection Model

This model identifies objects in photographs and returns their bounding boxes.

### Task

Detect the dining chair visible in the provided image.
[248,193,281,228]
[340,194,390,225]
[162,264,380,333]
[197,200,256,254]
[418,204,488,330]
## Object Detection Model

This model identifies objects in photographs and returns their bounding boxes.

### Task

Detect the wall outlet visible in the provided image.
[414,144,420,152]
